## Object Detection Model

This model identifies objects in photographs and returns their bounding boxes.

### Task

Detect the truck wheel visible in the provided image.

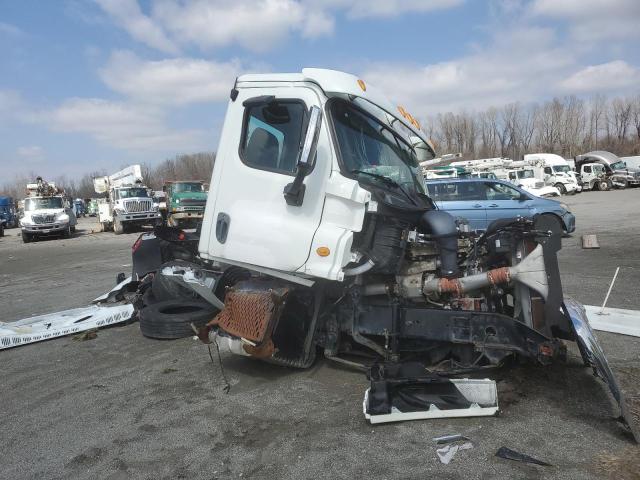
[615,179,628,189]
[554,183,566,195]
[22,232,31,243]
[70,225,76,233]
[114,218,124,235]
[63,225,71,238]
[598,180,610,191]
[139,292,218,340]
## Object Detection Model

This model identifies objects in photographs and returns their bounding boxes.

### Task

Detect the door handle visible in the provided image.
[216,212,230,244]
[488,204,499,208]
[473,204,483,208]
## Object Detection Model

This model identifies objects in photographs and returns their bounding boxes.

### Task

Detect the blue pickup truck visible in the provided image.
[0,196,17,229]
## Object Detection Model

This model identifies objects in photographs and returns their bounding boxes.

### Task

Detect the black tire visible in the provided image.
[70,225,76,233]
[598,180,610,191]
[540,213,564,236]
[0,226,4,237]
[22,232,31,243]
[139,292,218,339]
[62,225,71,238]
[554,183,566,195]
[615,179,628,189]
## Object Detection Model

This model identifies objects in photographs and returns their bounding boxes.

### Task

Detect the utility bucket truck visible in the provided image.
[132,68,637,439]
[94,165,161,234]
[20,177,77,243]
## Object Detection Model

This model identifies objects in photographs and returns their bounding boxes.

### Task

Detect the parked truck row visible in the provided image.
[429,149,639,196]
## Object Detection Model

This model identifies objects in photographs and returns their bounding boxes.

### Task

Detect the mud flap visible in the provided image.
[564,297,640,442]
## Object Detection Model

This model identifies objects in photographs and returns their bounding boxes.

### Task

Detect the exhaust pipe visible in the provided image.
[423,244,549,300]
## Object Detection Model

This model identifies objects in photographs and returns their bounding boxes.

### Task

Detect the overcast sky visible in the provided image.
[1,0,639,178]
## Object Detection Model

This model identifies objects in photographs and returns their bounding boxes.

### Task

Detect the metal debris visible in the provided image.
[0,303,133,350]
[432,434,471,445]
[495,446,551,466]
[436,441,473,464]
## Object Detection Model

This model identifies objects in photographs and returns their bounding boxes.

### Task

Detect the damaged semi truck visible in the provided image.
[132,69,637,439]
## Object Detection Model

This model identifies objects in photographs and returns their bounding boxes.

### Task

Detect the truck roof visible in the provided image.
[237,68,429,145]
[523,153,567,165]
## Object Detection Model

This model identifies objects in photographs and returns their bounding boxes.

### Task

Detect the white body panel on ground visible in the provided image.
[584,305,640,338]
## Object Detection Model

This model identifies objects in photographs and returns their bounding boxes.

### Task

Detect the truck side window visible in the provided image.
[240,101,305,175]
[584,165,591,173]
[544,167,552,175]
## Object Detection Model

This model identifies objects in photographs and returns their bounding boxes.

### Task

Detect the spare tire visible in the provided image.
[139,291,218,339]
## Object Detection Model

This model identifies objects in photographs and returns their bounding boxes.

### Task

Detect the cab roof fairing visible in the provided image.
[236,68,434,154]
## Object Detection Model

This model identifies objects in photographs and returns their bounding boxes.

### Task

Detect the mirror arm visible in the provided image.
[283,166,309,206]
[283,106,322,207]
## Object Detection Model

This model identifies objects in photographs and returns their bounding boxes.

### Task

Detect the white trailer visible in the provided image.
[93,165,161,234]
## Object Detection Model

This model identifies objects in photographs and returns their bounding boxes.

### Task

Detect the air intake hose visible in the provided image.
[419,210,459,278]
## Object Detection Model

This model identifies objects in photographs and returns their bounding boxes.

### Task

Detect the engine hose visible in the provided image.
[343,258,375,277]
[361,283,390,296]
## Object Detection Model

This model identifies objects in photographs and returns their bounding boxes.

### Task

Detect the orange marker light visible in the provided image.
[357,79,366,92]
[316,247,330,257]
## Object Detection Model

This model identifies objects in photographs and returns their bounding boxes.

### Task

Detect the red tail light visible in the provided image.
[132,236,143,252]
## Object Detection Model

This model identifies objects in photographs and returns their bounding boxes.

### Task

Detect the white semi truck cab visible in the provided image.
[132,68,637,437]
[94,165,161,234]
[20,178,77,243]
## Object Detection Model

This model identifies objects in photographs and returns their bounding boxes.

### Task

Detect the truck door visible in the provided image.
[484,181,533,222]
[200,87,329,272]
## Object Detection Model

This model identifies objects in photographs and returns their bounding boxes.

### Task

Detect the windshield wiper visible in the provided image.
[350,170,417,205]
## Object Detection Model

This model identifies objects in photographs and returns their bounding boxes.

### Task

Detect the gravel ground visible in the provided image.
[1,192,639,480]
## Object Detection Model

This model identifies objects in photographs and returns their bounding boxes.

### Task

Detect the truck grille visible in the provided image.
[32,214,55,224]
[123,199,152,213]
[180,199,206,207]
[535,181,544,188]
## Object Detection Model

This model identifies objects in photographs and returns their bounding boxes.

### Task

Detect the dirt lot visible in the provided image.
[1,192,639,480]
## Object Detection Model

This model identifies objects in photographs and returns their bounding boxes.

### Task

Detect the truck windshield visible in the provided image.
[553,165,570,173]
[330,99,425,195]
[116,188,149,199]
[173,183,203,193]
[25,197,63,211]
[610,161,626,169]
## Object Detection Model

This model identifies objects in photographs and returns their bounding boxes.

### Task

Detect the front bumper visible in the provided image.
[564,183,579,193]
[21,222,68,235]
[115,212,161,224]
[169,211,204,220]
[563,298,639,442]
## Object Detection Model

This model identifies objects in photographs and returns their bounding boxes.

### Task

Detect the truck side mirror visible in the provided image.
[283,105,323,207]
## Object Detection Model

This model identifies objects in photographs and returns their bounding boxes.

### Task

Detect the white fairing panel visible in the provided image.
[199,85,331,272]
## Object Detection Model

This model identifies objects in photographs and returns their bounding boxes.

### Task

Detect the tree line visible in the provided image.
[0,152,215,200]
[423,94,640,161]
